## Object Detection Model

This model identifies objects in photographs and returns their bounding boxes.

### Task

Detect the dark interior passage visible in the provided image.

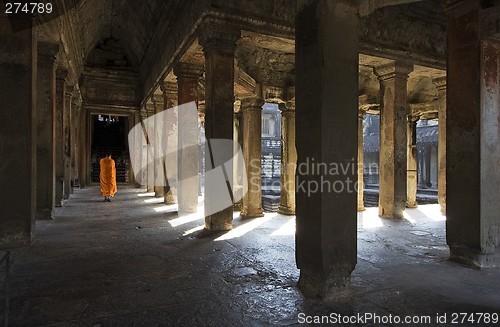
[91,114,129,183]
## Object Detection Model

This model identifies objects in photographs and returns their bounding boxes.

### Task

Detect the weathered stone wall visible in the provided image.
[80,67,141,107]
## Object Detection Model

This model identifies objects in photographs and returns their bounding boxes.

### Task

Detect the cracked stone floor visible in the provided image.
[1,186,499,326]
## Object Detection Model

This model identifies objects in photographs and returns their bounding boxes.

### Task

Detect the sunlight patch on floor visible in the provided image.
[215,214,276,241]
[270,217,295,236]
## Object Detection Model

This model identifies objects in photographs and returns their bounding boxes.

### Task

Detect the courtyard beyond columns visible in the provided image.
[2,186,499,326]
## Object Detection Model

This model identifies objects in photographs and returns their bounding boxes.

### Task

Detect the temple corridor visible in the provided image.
[4,187,499,326]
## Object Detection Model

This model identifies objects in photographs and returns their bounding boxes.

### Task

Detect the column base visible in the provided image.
[240,208,264,219]
[439,202,446,215]
[233,200,242,211]
[378,205,404,219]
[164,191,176,205]
[205,209,233,231]
[297,269,352,301]
[154,186,165,198]
[278,205,295,216]
[357,203,365,212]
[36,209,54,220]
[406,201,418,209]
[449,245,500,268]
[178,206,197,214]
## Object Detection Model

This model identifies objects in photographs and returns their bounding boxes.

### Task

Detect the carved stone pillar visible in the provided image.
[200,23,240,231]
[146,101,155,193]
[63,86,74,199]
[357,113,365,211]
[445,1,500,267]
[240,97,264,218]
[407,114,418,208]
[433,76,446,214]
[233,101,243,211]
[0,14,36,246]
[54,68,68,207]
[374,62,413,219]
[161,81,178,204]
[296,0,358,299]
[36,42,59,220]
[153,93,165,198]
[174,62,204,213]
[278,100,297,215]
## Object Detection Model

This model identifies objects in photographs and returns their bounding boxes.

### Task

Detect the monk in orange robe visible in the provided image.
[100,154,117,202]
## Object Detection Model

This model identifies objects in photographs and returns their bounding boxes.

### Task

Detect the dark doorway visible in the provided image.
[91,114,129,183]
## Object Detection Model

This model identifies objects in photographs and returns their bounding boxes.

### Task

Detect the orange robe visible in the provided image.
[100,157,117,197]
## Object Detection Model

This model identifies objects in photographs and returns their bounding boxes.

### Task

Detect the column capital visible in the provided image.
[241,96,264,112]
[373,62,413,81]
[279,100,295,114]
[173,62,204,80]
[199,20,241,54]
[37,41,59,64]
[433,76,447,92]
[160,81,178,95]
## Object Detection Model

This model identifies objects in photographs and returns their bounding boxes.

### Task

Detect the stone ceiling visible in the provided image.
[76,0,182,66]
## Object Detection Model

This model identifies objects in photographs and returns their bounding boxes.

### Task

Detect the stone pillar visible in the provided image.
[146,102,155,193]
[54,68,68,207]
[240,97,264,218]
[0,14,36,246]
[63,86,73,199]
[174,62,204,213]
[233,102,243,211]
[278,100,297,215]
[296,0,358,299]
[433,77,446,214]
[374,62,413,219]
[139,107,149,188]
[36,42,59,220]
[161,81,178,204]
[446,0,500,267]
[200,24,240,231]
[153,93,165,198]
[357,113,365,211]
[407,115,418,208]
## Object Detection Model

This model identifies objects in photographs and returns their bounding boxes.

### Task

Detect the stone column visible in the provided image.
[357,113,365,211]
[36,42,59,220]
[0,14,36,246]
[296,0,358,299]
[139,107,149,187]
[278,100,297,215]
[146,102,155,193]
[433,77,446,214]
[446,1,500,267]
[153,93,165,198]
[200,24,240,231]
[54,68,68,207]
[161,81,178,204]
[173,62,204,213]
[233,102,243,211]
[407,115,418,208]
[63,86,74,199]
[374,62,413,219]
[240,97,264,218]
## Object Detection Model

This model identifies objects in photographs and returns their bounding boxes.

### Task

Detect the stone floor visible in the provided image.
[1,186,499,326]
